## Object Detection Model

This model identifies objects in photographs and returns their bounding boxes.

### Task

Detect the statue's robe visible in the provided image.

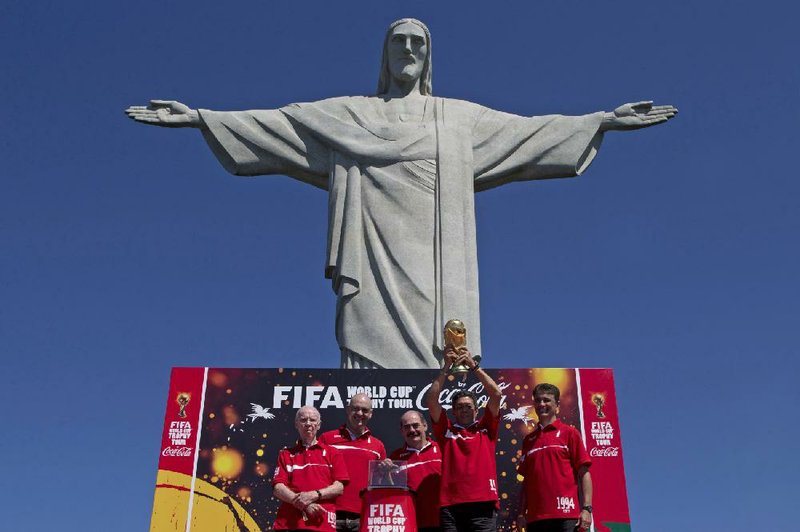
[198,96,604,368]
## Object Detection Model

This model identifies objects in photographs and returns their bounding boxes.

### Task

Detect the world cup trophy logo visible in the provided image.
[176,392,191,418]
[591,393,606,419]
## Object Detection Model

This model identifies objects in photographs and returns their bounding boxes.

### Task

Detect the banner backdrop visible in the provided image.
[151,368,630,532]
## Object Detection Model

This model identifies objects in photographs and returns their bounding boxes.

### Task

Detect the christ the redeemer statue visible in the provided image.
[126,18,676,370]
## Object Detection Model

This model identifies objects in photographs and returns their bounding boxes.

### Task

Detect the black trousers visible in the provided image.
[335,511,360,532]
[440,501,497,532]
[526,518,579,532]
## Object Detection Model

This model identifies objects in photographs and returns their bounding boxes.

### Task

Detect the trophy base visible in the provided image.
[449,364,470,375]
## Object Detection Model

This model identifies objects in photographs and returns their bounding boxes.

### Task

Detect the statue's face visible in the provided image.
[387,22,428,84]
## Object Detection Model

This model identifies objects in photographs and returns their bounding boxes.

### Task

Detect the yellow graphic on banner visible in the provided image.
[151,469,260,531]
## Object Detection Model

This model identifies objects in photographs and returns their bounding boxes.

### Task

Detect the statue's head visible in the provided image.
[377,18,432,96]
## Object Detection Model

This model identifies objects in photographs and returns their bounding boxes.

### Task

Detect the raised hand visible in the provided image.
[443,346,460,371]
[601,100,678,131]
[125,100,201,128]
[454,346,477,370]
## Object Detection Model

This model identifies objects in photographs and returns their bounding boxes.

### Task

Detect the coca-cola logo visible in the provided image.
[162,446,193,457]
[589,446,619,457]
[415,381,511,410]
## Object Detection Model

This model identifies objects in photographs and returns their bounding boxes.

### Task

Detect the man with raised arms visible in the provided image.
[426,349,503,532]
[272,406,348,532]
[516,383,592,532]
[319,393,387,532]
[389,410,443,532]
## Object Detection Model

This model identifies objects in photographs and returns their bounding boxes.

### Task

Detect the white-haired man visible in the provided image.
[272,406,349,532]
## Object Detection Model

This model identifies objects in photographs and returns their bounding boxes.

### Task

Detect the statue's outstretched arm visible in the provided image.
[599,101,678,132]
[125,100,203,129]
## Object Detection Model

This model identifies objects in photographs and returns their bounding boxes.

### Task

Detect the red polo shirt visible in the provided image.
[272,440,349,531]
[319,425,386,514]
[432,409,499,508]
[390,441,442,527]
[517,419,591,522]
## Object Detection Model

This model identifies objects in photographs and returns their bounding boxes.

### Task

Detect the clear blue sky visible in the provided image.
[2,1,798,530]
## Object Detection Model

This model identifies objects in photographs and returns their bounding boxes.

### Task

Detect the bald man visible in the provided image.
[319,393,387,532]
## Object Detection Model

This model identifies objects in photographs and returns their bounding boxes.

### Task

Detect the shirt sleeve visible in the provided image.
[329,447,350,485]
[569,428,592,471]
[272,449,290,487]
[479,407,500,440]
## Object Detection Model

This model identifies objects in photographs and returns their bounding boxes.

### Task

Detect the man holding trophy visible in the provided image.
[426,321,503,532]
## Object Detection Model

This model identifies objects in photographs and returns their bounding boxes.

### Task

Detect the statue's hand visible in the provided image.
[601,101,677,131]
[125,100,201,128]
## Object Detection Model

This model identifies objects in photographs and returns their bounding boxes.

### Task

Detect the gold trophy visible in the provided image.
[444,319,481,374]
[176,392,191,418]
[591,393,606,418]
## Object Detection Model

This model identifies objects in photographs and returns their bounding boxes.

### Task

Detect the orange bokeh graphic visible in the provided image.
[211,447,245,480]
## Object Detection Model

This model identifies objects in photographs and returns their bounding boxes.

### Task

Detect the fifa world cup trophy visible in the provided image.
[176,392,191,418]
[591,393,606,418]
[444,319,481,374]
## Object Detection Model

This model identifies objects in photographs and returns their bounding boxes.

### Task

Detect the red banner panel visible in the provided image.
[150,368,630,532]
